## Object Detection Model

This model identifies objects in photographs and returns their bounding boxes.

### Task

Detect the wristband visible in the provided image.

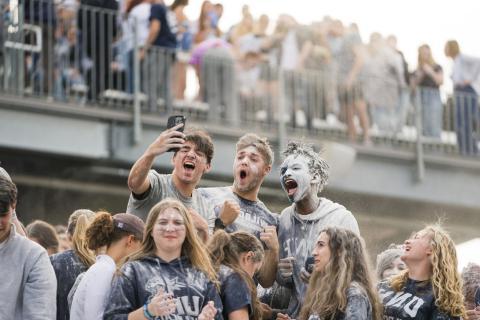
[143,303,155,320]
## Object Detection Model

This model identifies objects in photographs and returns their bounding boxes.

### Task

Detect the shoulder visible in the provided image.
[198,186,231,199]
[150,4,166,16]
[278,205,294,222]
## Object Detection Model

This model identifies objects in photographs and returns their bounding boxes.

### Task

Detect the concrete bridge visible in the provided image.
[1,93,479,257]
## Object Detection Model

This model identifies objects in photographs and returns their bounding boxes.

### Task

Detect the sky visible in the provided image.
[179,0,480,93]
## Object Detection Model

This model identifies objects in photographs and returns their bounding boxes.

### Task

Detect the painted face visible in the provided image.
[312,232,331,272]
[233,146,268,193]
[172,141,211,185]
[151,208,186,255]
[239,251,263,278]
[401,230,433,264]
[381,256,407,280]
[280,154,313,203]
[0,206,13,242]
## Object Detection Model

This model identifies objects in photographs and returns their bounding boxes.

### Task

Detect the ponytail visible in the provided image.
[207,230,231,270]
[86,211,115,251]
[72,214,95,267]
[207,231,264,320]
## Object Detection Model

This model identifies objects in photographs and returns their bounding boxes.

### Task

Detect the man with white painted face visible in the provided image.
[199,133,279,288]
[127,125,215,237]
[276,141,359,318]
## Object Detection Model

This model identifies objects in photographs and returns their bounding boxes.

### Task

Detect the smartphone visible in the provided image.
[166,115,186,152]
[304,256,315,273]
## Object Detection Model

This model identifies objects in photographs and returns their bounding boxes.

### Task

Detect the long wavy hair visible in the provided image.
[299,227,381,320]
[390,225,466,318]
[130,198,218,286]
[208,230,264,320]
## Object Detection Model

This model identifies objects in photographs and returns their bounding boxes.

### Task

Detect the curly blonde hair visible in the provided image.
[390,225,465,318]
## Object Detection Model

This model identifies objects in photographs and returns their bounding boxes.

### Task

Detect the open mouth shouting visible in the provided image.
[284,178,298,197]
[183,161,196,173]
[239,169,248,181]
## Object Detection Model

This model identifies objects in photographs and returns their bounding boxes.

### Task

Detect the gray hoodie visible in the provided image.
[276,197,359,317]
[0,224,57,320]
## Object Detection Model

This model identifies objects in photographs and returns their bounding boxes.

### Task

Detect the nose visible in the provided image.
[404,239,411,245]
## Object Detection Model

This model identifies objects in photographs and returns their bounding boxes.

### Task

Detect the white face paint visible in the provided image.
[280,154,313,203]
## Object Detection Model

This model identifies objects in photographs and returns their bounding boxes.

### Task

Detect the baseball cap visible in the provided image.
[113,213,145,240]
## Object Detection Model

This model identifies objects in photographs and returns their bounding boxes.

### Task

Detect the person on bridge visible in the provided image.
[126,124,215,240]
[275,141,359,318]
[198,133,279,289]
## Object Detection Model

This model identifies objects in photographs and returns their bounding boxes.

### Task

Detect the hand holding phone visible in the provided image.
[304,256,315,273]
[166,115,186,152]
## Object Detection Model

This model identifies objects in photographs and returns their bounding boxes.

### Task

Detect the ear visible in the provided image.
[426,245,433,256]
[263,164,272,176]
[204,162,211,173]
[171,154,176,166]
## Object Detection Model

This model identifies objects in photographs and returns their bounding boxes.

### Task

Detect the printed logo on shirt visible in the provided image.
[379,287,425,318]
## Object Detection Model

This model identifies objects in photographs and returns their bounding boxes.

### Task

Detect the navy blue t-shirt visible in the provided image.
[50,250,89,320]
[219,265,252,319]
[150,4,177,49]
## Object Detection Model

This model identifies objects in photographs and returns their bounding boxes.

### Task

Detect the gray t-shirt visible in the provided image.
[198,186,278,238]
[277,197,359,317]
[126,171,215,231]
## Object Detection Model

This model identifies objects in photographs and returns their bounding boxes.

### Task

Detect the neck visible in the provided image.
[232,185,259,202]
[0,224,12,244]
[295,194,320,215]
[106,245,125,265]
[155,248,181,263]
[406,260,432,281]
[172,174,195,198]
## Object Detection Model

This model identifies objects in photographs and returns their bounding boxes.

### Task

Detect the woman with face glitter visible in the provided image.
[104,198,222,320]
[378,225,466,320]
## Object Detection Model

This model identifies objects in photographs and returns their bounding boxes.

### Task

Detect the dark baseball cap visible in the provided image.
[113,213,145,240]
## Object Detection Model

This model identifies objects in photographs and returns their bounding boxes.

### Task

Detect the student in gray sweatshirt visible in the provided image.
[275,141,360,318]
[0,176,57,320]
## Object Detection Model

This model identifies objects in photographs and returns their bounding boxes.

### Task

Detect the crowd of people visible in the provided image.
[3,0,480,154]
[1,124,480,320]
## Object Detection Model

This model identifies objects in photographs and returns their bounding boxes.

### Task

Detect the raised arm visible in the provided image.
[127,124,185,195]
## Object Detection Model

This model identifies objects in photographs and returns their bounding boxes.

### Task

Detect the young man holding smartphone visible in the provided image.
[126,122,215,236]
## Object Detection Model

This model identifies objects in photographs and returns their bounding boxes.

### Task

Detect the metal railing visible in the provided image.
[1,0,479,167]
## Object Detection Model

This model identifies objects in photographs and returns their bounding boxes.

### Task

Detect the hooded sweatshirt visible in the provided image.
[104,255,223,320]
[276,197,359,317]
[0,224,57,320]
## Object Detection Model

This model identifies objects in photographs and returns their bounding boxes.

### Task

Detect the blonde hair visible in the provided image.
[299,227,381,320]
[418,44,436,68]
[70,210,96,267]
[445,40,460,58]
[130,198,218,286]
[236,133,274,166]
[390,225,465,318]
[208,230,264,320]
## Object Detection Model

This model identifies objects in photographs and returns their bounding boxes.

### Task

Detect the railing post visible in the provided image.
[132,20,142,144]
[414,88,425,182]
[277,68,287,162]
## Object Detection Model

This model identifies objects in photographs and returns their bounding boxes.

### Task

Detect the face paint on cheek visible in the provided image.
[289,155,313,203]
